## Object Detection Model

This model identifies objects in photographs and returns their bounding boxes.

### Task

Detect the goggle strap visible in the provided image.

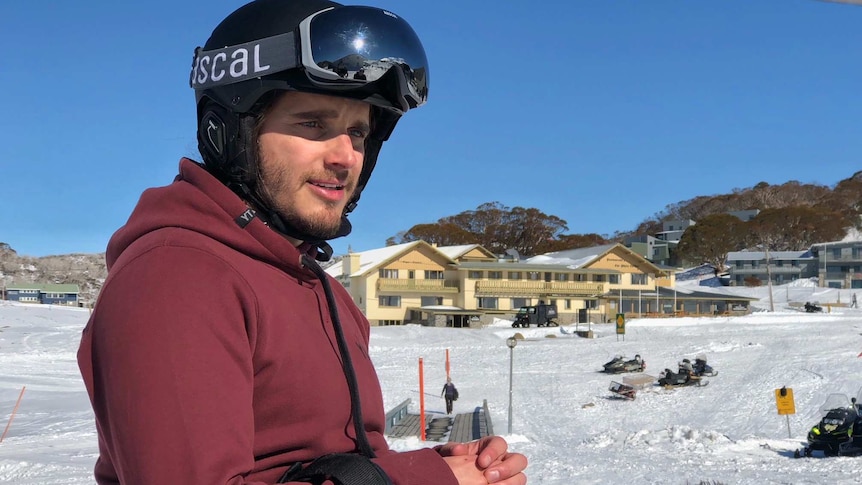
[190,32,299,90]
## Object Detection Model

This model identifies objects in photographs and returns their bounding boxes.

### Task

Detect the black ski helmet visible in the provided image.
[190,0,429,244]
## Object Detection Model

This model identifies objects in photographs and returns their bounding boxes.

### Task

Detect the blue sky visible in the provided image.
[2,0,860,258]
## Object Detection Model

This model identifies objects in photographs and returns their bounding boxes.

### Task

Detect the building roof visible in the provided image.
[601,286,757,302]
[435,244,483,259]
[326,241,666,277]
[525,243,667,276]
[6,283,80,293]
[524,243,617,267]
[727,250,813,261]
[811,239,862,249]
[325,241,458,278]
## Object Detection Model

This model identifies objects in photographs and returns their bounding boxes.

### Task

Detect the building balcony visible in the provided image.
[475,280,605,297]
[823,255,862,263]
[730,267,803,275]
[377,278,460,293]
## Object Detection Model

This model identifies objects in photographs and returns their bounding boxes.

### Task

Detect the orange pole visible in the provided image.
[419,358,425,441]
[445,349,450,379]
[1,386,26,443]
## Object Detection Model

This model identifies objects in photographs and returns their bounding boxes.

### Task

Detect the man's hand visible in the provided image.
[438,436,527,484]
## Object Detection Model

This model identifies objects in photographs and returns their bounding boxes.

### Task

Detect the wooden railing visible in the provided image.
[377,278,460,293]
[475,280,605,297]
[384,398,412,435]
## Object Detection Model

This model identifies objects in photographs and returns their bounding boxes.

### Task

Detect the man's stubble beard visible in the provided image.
[257,162,352,241]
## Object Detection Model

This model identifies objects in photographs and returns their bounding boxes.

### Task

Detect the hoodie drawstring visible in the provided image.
[300,254,375,458]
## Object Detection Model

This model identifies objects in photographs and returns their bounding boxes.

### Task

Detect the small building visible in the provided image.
[600,286,757,317]
[624,234,672,265]
[657,219,695,243]
[810,240,862,289]
[726,250,817,286]
[3,283,80,306]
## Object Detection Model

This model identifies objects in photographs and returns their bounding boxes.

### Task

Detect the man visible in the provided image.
[76,0,528,484]
[442,377,459,415]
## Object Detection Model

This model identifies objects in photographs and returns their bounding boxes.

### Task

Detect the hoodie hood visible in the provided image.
[106,158,311,274]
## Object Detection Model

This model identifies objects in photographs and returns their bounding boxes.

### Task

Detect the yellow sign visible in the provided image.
[774,387,795,415]
[615,313,625,334]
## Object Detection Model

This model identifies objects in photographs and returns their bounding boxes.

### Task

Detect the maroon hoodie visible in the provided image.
[78,159,456,485]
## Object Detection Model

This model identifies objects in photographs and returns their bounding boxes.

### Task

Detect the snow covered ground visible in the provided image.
[1,282,862,484]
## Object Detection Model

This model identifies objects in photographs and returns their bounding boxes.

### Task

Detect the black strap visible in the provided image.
[301,254,375,458]
[278,453,392,484]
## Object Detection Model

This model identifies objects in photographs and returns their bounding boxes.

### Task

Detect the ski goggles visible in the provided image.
[190,6,428,114]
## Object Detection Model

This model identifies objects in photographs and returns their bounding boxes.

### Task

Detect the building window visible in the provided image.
[425,270,444,280]
[791,260,799,267]
[555,273,568,282]
[565,299,571,310]
[408,270,415,279]
[776,260,784,267]
[528,272,541,281]
[379,269,398,279]
[735,261,743,268]
[508,271,521,280]
[421,296,443,306]
[594,275,605,282]
[379,320,403,326]
[585,299,597,309]
[511,297,528,309]
[379,296,401,307]
[608,274,619,284]
[477,297,498,309]
[488,271,503,280]
[469,270,483,279]
[832,248,842,258]
[631,274,647,285]
[751,261,760,269]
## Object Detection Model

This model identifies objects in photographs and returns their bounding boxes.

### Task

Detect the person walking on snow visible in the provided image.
[442,377,459,414]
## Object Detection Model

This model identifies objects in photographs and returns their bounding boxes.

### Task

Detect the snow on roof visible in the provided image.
[524,243,616,268]
[436,244,480,259]
[325,241,420,278]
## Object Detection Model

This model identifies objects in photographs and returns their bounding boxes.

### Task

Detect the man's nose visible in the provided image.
[323,133,361,168]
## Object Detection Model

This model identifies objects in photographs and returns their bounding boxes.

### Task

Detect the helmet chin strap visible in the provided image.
[231,180,345,262]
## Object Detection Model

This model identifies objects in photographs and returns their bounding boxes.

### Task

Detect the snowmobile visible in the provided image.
[803,302,823,313]
[796,392,862,457]
[693,354,717,377]
[656,366,707,388]
[602,354,646,374]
